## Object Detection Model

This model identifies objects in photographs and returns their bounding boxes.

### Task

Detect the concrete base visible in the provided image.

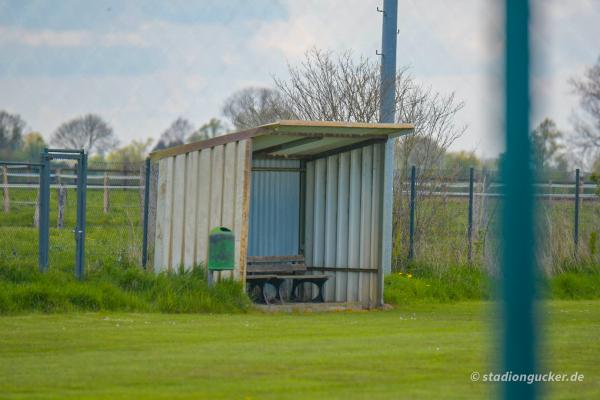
[254,302,386,313]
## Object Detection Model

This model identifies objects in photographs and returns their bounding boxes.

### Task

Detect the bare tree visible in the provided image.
[570,56,600,166]
[273,48,465,268]
[51,114,117,154]
[0,110,26,155]
[153,117,194,151]
[222,87,294,130]
[274,48,464,172]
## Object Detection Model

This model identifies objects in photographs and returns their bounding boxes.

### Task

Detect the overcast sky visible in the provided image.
[0,0,598,158]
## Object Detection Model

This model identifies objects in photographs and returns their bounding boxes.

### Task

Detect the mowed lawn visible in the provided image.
[0,301,598,399]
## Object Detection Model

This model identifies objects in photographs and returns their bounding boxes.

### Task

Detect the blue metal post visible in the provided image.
[408,165,416,261]
[378,0,398,284]
[142,158,151,268]
[574,168,580,249]
[468,167,474,262]
[502,0,537,399]
[38,149,50,272]
[378,0,398,124]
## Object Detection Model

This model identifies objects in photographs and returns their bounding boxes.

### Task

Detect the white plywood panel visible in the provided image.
[304,162,315,267]
[335,152,350,302]
[370,143,383,305]
[171,154,186,269]
[324,155,338,302]
[359,146,373,303]
[184,151,198,268]
[210,146,224,229]
[153,158,168,272]
[195,149,212,266]
[313,158,326,267]
[209,146,224,282]
[222,142,237,229]
[220,142,237,280]
[347,148,362,302]
[162,157,175,270]
[233,141,247,280]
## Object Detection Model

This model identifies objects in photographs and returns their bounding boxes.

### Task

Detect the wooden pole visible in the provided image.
[2,165,9,213]
[57,185,65,229]
[34,190,40,228]
[103,172,110,213]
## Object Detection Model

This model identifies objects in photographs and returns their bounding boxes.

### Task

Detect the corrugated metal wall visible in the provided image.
[248,159,300,257]
[304,142,385,305]
[153,140,251,279]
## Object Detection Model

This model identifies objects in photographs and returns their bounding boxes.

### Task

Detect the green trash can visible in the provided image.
[207,227,235,271]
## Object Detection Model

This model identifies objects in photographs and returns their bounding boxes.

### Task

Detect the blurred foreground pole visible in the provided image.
[378,0,397,296]
[502,0,537,399]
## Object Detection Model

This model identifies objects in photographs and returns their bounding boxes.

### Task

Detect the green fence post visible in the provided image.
[75,151,87,280]
[38,148,50,272]
[142,158,151,269]
[502,0,537,399]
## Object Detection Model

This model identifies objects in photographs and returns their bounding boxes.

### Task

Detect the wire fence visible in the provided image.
[391,167,599,274]
[2,159,597,276]
[0,161,145,272]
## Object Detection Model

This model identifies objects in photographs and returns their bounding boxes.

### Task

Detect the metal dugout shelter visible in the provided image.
[148,120,413,306]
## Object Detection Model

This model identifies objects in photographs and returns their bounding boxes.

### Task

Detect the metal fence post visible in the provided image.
[574,168,580,250]
[468,167,474,263]
[408,165,416,261]
[142,158,151,269]
[38,149,50,272]
[75,151,87,280]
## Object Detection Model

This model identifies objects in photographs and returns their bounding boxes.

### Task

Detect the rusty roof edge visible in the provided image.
[149,120,414,161]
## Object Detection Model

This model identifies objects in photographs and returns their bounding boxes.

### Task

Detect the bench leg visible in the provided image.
[314,280,325,303]
[291,280,302,302]
[275,280,286,304]
[291,280,325,303]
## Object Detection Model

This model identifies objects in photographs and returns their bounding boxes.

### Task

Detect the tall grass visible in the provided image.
[0,263,251,314]
[384,262,600,305]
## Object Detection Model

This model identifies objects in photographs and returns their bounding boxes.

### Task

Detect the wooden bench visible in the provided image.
[246,255,330,304]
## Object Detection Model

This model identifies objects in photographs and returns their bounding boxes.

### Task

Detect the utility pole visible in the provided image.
[378,0,399,297]
[378,0,398,123]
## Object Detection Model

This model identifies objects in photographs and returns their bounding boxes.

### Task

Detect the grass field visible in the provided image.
[0,301,598,399]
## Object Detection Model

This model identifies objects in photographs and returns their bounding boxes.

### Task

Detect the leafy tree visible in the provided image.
[531,118,563,171]
[107,138,153,170]
[188,118,227,142]
[153,117,194,151]
[570,56,600,166]
[50,114,118,154]
[20,132,46,160]
[443,151,482,179]
[0,111,26,157]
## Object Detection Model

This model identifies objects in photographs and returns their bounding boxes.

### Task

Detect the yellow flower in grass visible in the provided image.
[407,273,413,278]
